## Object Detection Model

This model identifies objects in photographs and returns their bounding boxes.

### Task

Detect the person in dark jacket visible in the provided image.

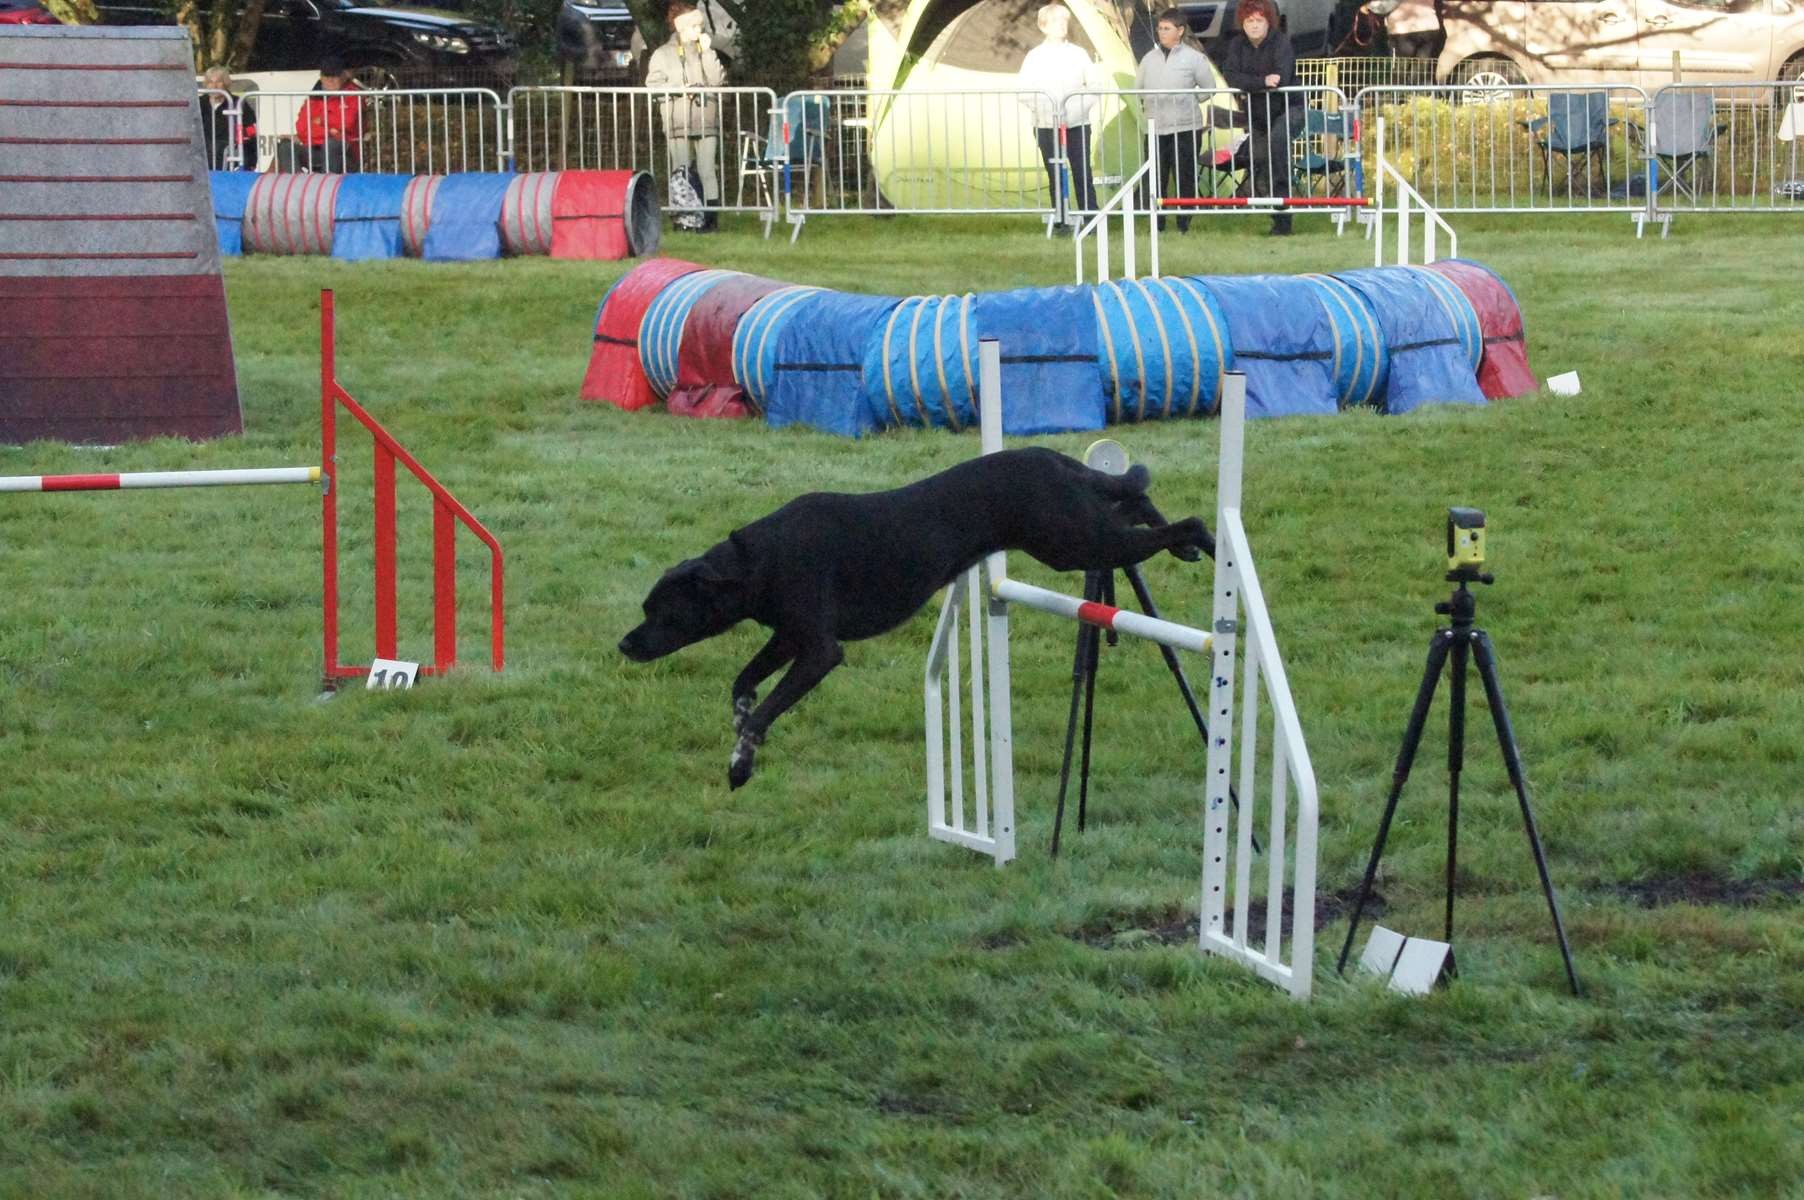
[1218,0,1300,234]
[200,66,257,171]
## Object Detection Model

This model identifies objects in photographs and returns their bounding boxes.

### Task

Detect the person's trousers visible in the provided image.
[1146,129,1199,230]
[1036,125,1097,221]
[1248,119,1294,231]
[275,138,358,173]
[667,134,721,204]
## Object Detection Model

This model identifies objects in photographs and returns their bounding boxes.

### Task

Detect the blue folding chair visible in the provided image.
[738,92,830,210]
[1523,91,1620,197]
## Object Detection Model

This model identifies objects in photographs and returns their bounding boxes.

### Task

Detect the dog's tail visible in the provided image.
[1090,462,1151,497]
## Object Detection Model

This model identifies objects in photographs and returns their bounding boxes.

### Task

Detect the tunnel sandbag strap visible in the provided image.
[969,284,1105,435]
[1190,274,1340,418]
[332,173,412,262]
[208,170,257,257]
[422,172,513,261]
[756,290,900,437]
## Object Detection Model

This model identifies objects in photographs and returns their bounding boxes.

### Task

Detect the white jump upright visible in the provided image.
[923,338,1321,1000]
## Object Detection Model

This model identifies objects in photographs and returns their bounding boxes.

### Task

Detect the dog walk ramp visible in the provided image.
[923,351,1320,1000]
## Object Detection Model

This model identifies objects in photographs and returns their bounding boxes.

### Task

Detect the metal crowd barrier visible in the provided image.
[1350,83,1651,216]
[1634,81,1804,235]
[1070,86,1362,230]
[236,88,506,175]
[194,78,1803,238]
[779,88,1061,236]
[506,85,778,221]
[198,87,245,170]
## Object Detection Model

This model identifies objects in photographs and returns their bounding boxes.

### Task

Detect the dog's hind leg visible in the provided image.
[728,637,845,790]
[732,633,796,735]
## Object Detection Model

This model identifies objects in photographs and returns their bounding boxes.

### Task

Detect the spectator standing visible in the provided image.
[277,58,363,173]
[199,66,257,171]
[646,1,727,232]
[1218,0,1300,235]
[1134,8,1210,232]
[1019,3,1101,230]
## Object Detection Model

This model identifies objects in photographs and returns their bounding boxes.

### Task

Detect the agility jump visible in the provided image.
[0,290,506,686]
[924,341,1320,1000]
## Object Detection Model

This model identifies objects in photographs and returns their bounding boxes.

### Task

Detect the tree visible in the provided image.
[623,0,871,92]
[172,0,269,70]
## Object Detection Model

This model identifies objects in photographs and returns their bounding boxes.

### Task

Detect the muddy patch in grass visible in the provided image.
[1066,887,1378,950]
[1601,874,1803,908]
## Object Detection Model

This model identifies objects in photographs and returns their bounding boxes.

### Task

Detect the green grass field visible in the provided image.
[3,213,1802,1198]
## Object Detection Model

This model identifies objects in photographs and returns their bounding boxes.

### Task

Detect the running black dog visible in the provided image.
[619,448,1213,789]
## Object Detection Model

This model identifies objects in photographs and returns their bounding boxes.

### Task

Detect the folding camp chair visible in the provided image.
[737,92,830,215]
[1291,108,1362,197]
[1644,90,1724,205]
[1522,91,1620,198]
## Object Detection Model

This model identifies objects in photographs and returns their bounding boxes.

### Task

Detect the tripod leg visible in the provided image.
[1336,630,1454,976]
[1052,571,1104,856]
[1446,632,1469,951]
[1122,563,1261,854]
[1472,631,1582,997]
[1076,571,1113,833]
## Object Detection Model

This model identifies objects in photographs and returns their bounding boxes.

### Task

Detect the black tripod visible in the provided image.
[1049,563,1256,857]
[1336,570,1581,996]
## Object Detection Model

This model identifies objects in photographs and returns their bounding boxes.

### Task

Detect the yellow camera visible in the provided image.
[1446,507,1486,574]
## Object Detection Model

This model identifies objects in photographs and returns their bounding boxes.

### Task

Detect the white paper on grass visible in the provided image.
[1547,371,1582,396]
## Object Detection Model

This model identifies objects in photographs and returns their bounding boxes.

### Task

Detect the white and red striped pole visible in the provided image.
[0,466,320,493]
[991,577,1212,655]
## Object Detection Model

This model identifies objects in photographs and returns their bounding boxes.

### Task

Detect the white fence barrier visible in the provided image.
[220,87,507,175]
[196,78,1801,237]
[926,345,1320,1000]
[506,86,779,222]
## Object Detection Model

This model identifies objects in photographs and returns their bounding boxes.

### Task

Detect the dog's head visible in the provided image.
[618,547,747,662]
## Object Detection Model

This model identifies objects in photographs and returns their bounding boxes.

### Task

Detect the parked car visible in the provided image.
[94,0,518,85]
[1437,0,1804,88]
[1126,0,1342,57]
[555,1,637,81]
[1,0,58,23]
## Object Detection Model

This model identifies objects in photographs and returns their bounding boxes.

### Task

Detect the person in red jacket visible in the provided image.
[279,57,364,172]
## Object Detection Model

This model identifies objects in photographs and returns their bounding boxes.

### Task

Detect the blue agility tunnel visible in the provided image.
[583,259,1533,435]
[331,174,412,262]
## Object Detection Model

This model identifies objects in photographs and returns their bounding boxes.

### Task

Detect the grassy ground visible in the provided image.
[2,213,1802,1198]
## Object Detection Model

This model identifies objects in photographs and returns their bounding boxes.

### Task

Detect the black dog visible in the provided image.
[619,447,1213,789]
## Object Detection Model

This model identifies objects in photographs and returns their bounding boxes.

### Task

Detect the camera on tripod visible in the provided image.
[1445,507,1493,585]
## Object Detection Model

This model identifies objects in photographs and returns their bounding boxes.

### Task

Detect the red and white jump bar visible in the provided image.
[992,577,1212,655]
[0,466,320,493]
[1161,196,1371,209]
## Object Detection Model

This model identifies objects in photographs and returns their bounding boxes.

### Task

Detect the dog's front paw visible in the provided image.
[727,732,762,790]
[1170,518,1216,562]
[732,694,755,736]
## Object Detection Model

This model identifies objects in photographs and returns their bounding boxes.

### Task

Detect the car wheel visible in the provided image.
[1453,56,1525,105]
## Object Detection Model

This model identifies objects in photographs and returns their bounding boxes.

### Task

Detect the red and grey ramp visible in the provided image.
[1,25,241,444]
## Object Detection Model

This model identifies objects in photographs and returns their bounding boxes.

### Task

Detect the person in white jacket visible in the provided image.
[1017,4,1101,228]
[1134,7,1212,231]
[645,1,727,231]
